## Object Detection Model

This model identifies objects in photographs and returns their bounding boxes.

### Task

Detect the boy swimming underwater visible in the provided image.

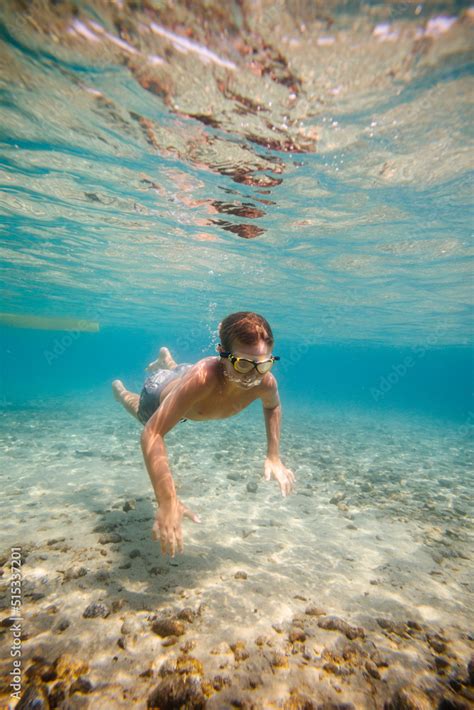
[112,311,295,557]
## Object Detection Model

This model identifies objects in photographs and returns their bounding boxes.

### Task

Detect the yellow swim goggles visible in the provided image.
[219,351,280,375]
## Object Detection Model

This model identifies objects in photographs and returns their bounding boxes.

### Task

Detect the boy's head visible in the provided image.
[218,311,274,352]
[217,312,275,388]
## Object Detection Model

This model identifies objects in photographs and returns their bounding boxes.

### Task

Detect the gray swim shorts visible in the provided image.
[138,363,193,425]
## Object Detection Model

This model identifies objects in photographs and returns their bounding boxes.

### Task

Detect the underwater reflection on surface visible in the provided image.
[0,0,472,344]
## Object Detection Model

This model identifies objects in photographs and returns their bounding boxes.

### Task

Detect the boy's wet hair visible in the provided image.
[219,312,274,351]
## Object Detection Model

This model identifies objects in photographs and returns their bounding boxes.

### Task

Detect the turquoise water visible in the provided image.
[1,1,473,708]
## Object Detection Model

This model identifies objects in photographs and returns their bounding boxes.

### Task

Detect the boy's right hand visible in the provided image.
[152,497,201,557]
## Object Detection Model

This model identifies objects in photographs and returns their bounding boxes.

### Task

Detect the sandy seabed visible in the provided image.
[0,396,473,709]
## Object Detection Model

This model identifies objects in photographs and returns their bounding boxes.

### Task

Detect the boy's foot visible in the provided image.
[112,380,140,420]
[112,379,126,401]
[146,347,177,371]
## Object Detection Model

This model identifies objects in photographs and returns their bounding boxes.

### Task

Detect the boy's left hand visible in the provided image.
[263,457,295,497]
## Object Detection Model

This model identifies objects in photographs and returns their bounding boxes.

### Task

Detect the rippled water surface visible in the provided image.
[1,0,473,344]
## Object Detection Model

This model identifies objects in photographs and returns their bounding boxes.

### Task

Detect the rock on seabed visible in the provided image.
[83,601,110,618]
[151,617,186,637]
[384,685,434,709]
[317,615,365,640]
[147,675,205,709]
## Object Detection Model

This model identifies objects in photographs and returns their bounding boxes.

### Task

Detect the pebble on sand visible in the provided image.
[15,684,49,709]
[365,659,381,679]
[289,627,306,643]
[210,641,232,655]
[147,674,205,709]
[317,615,365,640]
[70,676,94,694]
[162,635,179,647]
[385,685,433,710]
[426,631,447,654]
[98,532,122,544]
[54,618,71,633]
[63,566,88,581]
[177,607,197,623]
[468,655,474,684]
[304,604,326,617]
[83,601,111,619]
[376,618,410,637]
[230,641,249,662]
[151,617,186,637]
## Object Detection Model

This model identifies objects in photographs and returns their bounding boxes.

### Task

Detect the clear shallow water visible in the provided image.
[0,399,473,707]
[2,398,473,557]
[1,1,474,707]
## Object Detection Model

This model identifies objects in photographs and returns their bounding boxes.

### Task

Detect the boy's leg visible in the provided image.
[146,346,178,372]
[112,380,141,421]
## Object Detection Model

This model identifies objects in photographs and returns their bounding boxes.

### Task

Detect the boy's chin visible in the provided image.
[224,371,262,388]
[237,377,262,389]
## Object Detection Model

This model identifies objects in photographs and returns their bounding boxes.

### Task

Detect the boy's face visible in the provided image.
[220,338,273,389]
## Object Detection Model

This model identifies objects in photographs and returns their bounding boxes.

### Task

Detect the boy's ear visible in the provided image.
[216,343,222,353]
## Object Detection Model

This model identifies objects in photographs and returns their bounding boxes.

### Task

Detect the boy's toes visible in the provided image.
[155,347,176,370]
[112,379,125,401]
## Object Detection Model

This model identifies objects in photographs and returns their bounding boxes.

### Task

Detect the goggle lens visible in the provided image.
[234,360,254,374]
[233,359,274,374]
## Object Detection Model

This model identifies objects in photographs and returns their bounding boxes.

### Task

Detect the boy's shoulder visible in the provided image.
[258,371,280,408]
[189,356,220,383]
[260,371,278,394]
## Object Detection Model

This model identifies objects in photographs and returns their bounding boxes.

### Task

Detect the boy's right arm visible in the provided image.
[140,363,209,556]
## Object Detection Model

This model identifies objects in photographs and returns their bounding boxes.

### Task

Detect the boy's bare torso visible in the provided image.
[159,356,269,421]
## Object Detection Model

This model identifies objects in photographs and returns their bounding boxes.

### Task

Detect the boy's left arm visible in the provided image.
[260,375,295,497]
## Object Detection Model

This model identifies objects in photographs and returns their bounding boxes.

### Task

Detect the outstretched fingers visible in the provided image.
[152,503,201,557]
[152,515,172,555]
[182,505,201,524]
[158,528,175,557]
[263,462,272,481]
[282,478,292,497]
[176,525,184,555]
[159,531,168,556]
[152,519,160,541]
[284,471,295,495]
